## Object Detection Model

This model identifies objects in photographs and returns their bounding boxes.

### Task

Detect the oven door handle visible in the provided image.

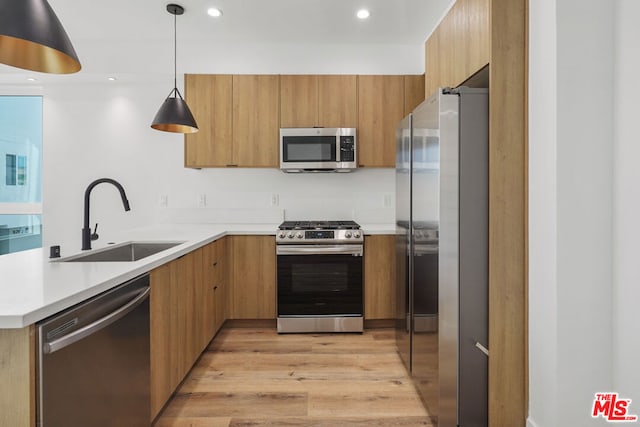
[277,245,363,256]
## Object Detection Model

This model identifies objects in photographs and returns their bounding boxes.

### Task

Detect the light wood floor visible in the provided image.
[154,327,434,427]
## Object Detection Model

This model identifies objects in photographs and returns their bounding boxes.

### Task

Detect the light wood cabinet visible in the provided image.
[0,326,35,427]
[424,0,489,96]
[229,235,276,319]
[201,243,217,346]
[187,73,426,169]
[357,75,405,167]
[404,74,426,114]
[203,237,228,335]
[213,238,228,332]
[150,249,203,420]
[280,75,358,129]
[184,74,233,167]
[364,235,396,319]
[232,75,280,167]
[280,75,318,128]
[181,249,206,366]
[318,75,358,128]
[150,262,177,419]
[185,74,280,168]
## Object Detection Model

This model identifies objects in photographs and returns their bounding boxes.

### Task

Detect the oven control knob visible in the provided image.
[296,232,304,239]
[353,231,361,238]
[287,232,295,239]
[278,231,286,239]
[345,232,352,238]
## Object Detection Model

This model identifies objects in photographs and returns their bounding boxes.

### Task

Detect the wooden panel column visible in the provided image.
[364,235,396,319]
[488,0,528,425]
[0,327,35,427]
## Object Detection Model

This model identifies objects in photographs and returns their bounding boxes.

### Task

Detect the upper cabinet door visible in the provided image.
[184,74,233,168]
[357,75,405,168]
[318,75,358,128]
[424,0,489,96]
[280,75,319,128]
[232,75,280,167]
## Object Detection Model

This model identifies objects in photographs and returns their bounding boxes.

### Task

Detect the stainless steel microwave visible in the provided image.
[279,128,357,173]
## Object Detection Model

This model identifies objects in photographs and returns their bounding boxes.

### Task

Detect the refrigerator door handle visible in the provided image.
[475,341,489,357]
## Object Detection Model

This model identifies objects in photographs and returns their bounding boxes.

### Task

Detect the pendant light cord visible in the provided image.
[173,10,177,91]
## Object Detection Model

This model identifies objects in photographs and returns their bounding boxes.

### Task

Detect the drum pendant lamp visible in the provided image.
[151,4,198,134]
[0,0,81,74]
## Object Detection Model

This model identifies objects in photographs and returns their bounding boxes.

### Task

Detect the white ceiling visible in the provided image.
[0,0,453,83]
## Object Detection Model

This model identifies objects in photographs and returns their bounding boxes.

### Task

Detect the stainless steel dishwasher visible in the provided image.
[37,274,150,426]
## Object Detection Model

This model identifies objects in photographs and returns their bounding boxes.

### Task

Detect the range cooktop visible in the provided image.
[278,220,360,230]
[276,220,362,244]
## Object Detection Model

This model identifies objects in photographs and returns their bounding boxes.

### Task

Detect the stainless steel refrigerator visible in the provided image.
[395,87,489,427]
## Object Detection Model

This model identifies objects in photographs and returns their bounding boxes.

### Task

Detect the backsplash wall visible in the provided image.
[155,168,395,224]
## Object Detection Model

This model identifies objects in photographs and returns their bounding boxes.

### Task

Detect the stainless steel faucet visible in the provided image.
[82,178,130,250]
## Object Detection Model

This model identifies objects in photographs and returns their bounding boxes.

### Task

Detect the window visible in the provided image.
[4,154,26,186]
[0,96,43,255]
[17,155,27,185]
[5,154,16,185]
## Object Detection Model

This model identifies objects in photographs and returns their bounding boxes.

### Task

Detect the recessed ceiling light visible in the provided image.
[207,7,222,17]
[356,9,370,20]
[107,77,117,81]
[26,77,37,82]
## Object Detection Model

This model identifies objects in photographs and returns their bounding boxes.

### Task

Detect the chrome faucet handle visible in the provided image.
[91,223,99,241]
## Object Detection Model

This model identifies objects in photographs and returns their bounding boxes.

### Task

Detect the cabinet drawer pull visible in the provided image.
[213,262,217,266]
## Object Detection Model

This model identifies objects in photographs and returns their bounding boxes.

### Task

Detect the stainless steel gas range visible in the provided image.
[276,220,364,333]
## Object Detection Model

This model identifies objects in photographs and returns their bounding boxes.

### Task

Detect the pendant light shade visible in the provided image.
[0,0,81,74]
[151,88,199,133]
[151,4,198,134]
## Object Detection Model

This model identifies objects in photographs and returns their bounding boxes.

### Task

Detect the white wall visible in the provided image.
[40,42,422,253]
[612,0,640,405]
[529,0,615,426]
[528,0,558,424]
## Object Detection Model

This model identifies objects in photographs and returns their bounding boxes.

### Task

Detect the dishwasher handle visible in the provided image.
[43,287,150,354]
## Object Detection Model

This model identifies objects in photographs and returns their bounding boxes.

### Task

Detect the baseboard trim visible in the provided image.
[364,319,395,329]
[224,319,395,330]
[225,319,277,328]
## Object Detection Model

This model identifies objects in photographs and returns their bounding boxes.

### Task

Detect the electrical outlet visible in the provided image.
[384,194,393,207]
[159,194,168,208]
[198,194,207,208]
[270,193,279,207]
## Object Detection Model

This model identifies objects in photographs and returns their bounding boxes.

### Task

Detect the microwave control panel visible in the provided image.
[340,136,355,162]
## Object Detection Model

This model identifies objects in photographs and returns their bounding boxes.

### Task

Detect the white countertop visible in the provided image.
[0,223,394,329]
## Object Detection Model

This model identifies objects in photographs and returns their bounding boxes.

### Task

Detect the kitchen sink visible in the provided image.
[59,241,184,262]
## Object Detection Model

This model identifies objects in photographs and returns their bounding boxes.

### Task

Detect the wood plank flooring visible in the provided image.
[155,328,434,427]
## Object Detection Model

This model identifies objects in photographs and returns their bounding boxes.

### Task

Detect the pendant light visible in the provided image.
[151,3,198,134]
[0,0,81,74]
